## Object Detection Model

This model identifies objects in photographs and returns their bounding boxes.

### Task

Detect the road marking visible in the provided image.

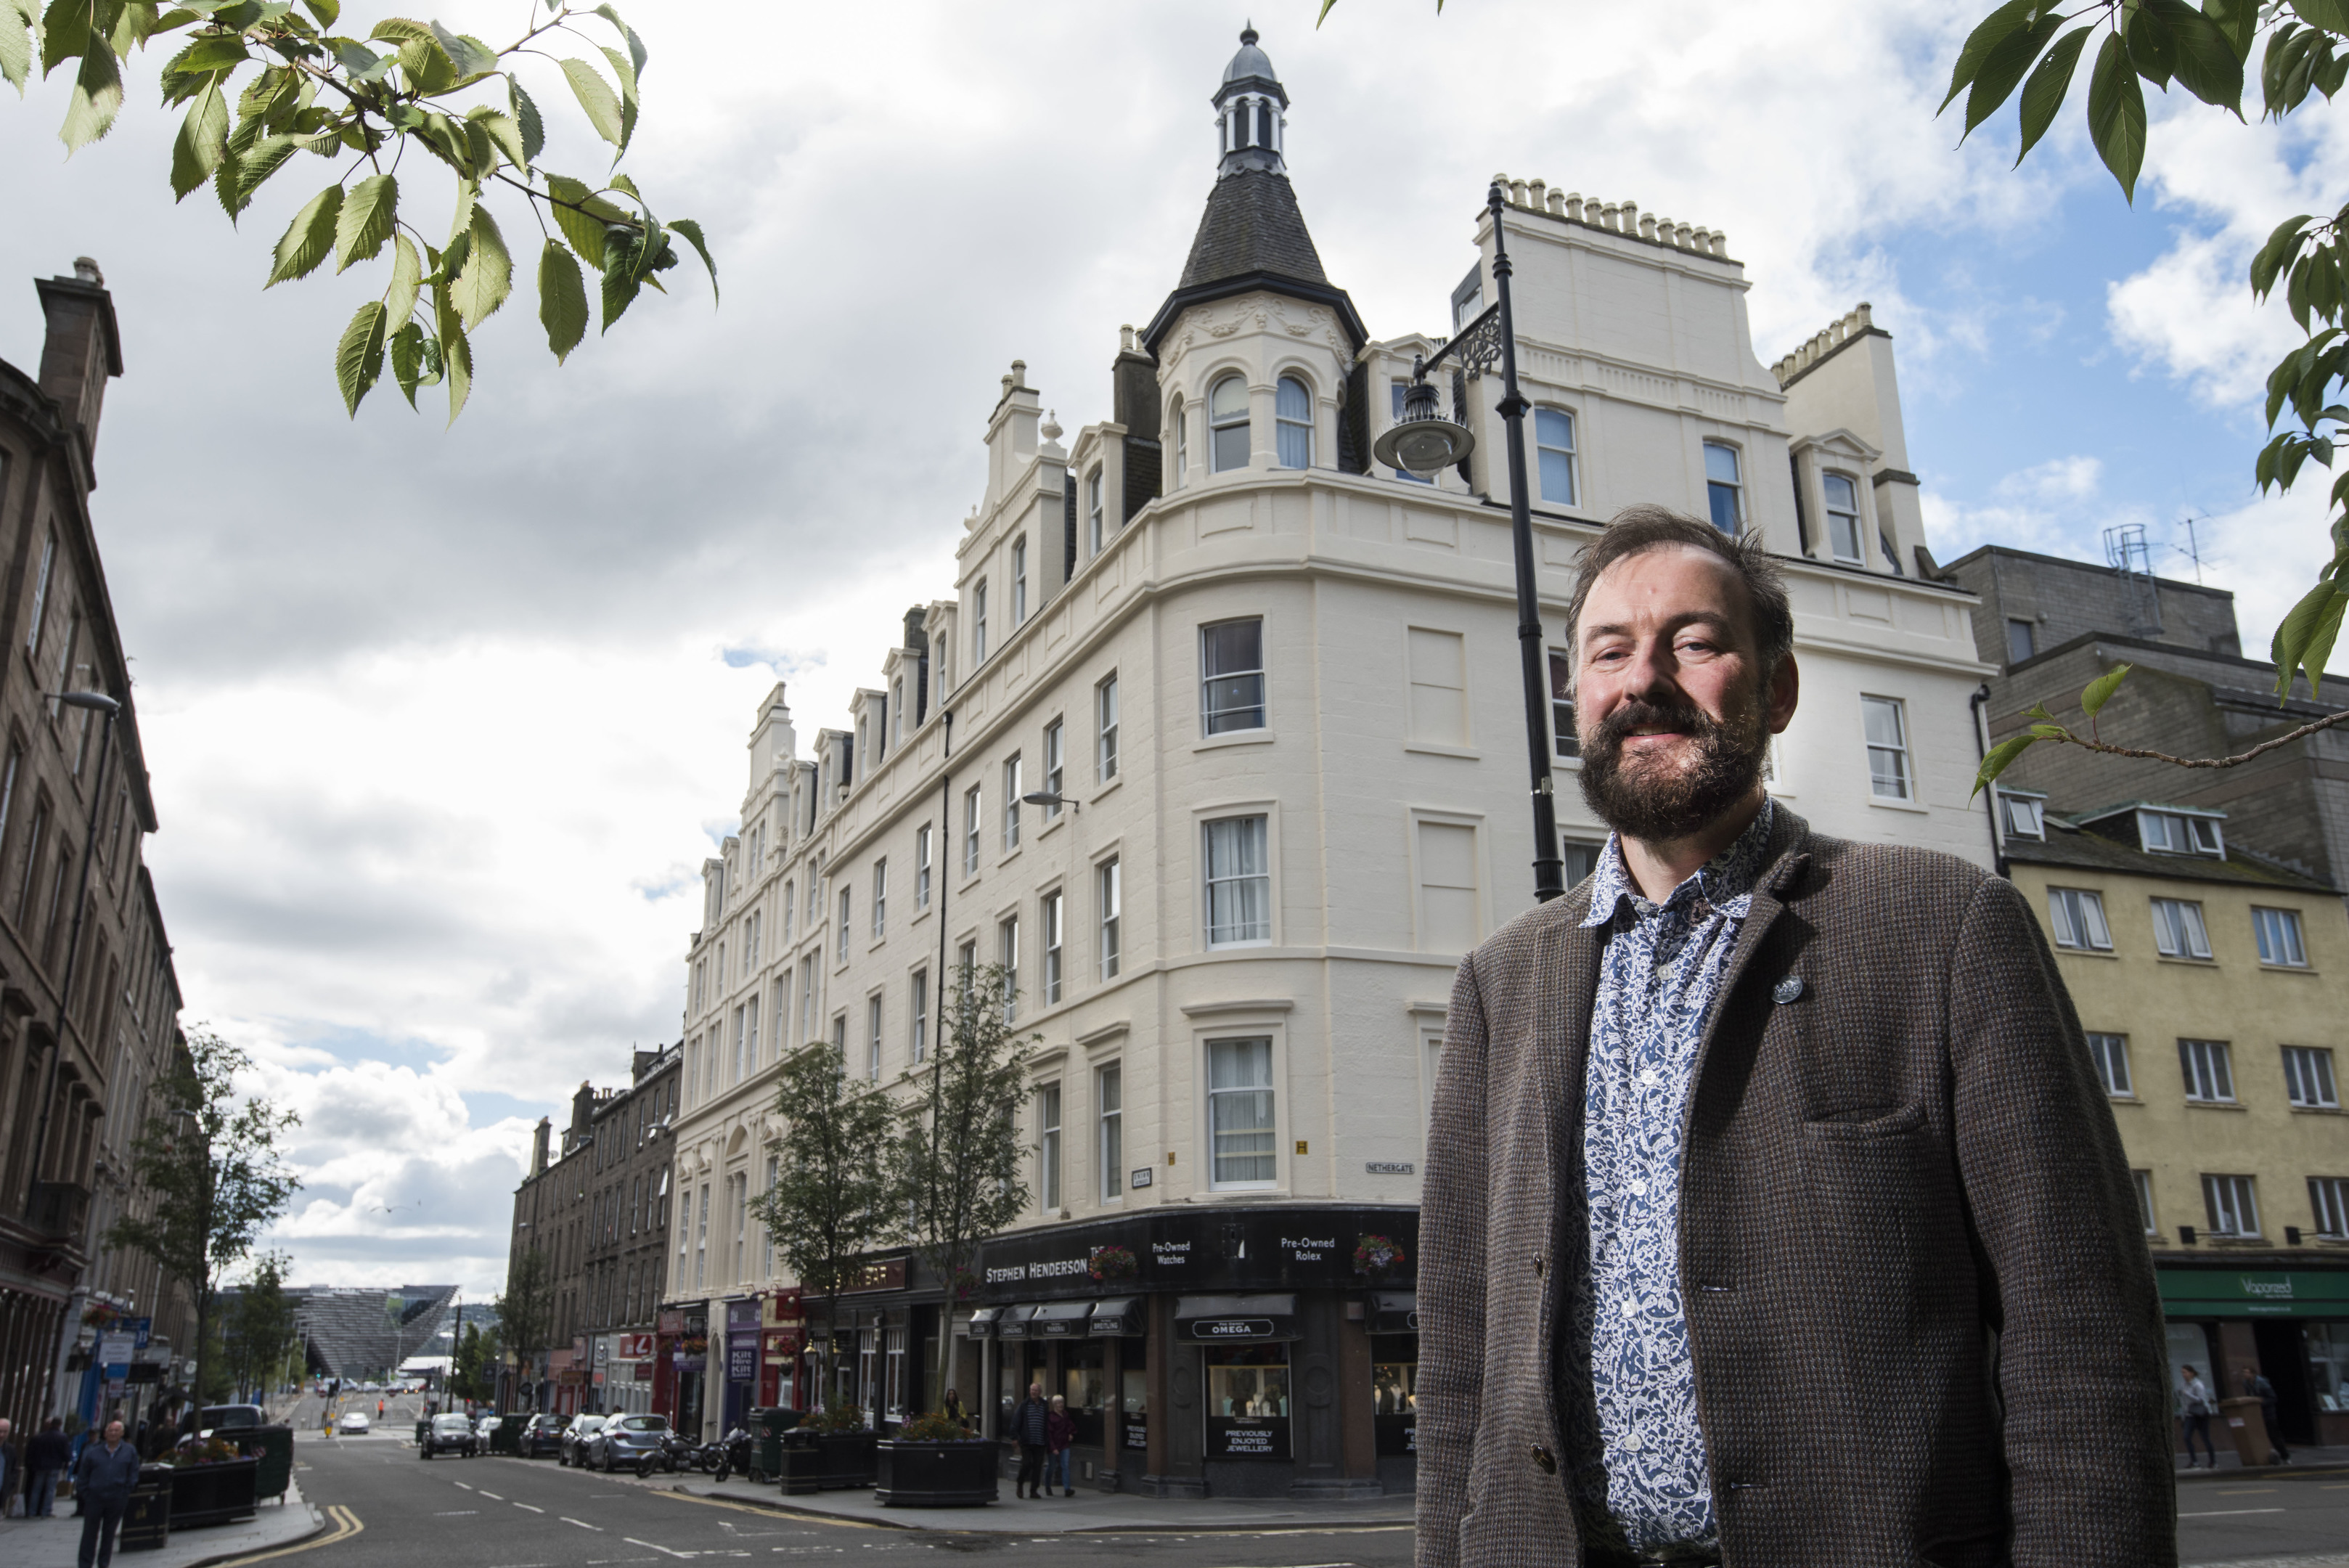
[626,1540,695,1559]
[435,1511,479,1516]
[565,1516,608,1532]
[454,1482,475,1490]
[653,1491,886,1532]
[2218,1487,2278,1493]
[205,1503,367,1565]
[481,1492,504,1500]
[2178,1506,2287,1516]
[517,1503,546,1514]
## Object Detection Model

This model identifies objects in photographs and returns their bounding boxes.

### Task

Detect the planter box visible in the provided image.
[162,1458,258,1527]
[873,1441,997,1508]
[777,1430,877,1492]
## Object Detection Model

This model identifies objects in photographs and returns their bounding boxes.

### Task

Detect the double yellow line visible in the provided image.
[216,1503,365,1564]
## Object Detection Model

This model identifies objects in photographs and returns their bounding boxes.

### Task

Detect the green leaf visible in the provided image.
[2271,578,2348,698]
[394,32,452,94]
[1,0,36,94]
[591,2,645,79]
[508,73,542,160]
[2289,0,2349,31]
[1964,8,2063,138]
[558,56,622,145]
[1941,0,2043,113]
[300,0,335,27]
[265,181,341,286]
[669,216,717,303]
[467,106,527,171]
[385,231,421,323]
[440,315,471,425]
[334,171,396,271]
[2080,663,2133,717]
[169,74,226,198]
[38,0,82,77]
[216,130,292,220]
[537,237,587,362]
[2206,0,2260,60]
[2015,25,2092,164]
[1970,734,2040,799]
[545,173,622,268]
[333,38,388,81]
[2152,0,2245,112]
[2025,699,2059,723]
[2028,723,2070,738]
[426,20,493,79]
[597,42,636,151]
[388,319,425,408]
[59,30,122,152]
[2252,213,2314,298]
[162,27,244,74]
[2088,32,2148,201]
[2125,2,2178,87]
[335,298,385,416]
[450,203,512,328]
[601,250,641,330]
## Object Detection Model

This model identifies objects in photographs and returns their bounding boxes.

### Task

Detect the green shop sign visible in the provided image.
[2158,1268,2349,1318]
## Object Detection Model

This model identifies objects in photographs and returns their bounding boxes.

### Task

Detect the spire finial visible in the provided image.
[1241,22,1257,44]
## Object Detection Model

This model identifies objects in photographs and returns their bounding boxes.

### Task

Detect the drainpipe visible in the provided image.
[1970,683,2007,878]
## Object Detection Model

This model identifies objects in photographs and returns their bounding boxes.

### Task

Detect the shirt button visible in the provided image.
[1529,1444,1556,1474]
[1619,1431,1646,1453]
[1637,1067,1661,1087]
[1627,1177,1648,1197]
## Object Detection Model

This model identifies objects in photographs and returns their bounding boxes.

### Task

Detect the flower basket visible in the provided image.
[1352,1233,1408,1277]
[1088,1244,1139,1283]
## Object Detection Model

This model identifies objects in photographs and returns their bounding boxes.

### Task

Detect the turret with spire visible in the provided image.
[1214,23,1288,176]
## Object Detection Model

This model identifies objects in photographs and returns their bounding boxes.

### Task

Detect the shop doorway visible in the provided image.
[2255,1318,2319,1446]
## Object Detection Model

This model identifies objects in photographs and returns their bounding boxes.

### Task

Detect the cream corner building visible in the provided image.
[655,28,1997,1492]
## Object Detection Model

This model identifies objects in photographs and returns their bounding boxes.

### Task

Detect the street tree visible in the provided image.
[494,1242,552,1391]
[751,1040,897,1416]
[1942,0,2349,790]
[104,1027,301,1418]
[0,0,714,422]
[452,1320,502,1402]
[889,963,1035,1421]
[221,1250,299,1403]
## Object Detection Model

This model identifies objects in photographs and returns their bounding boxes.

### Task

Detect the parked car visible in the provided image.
[338,1410,371,1434]
[420,1413,478,1460]
[199,1404,266,1432]
[584,1414,671,1474]
[556,1414,608,1467]
[518,1414,568,1458]
[473,1413,499,1446]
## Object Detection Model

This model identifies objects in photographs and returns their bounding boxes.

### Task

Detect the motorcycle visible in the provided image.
[652,1432,698,1475]
[711,1426,756,1484]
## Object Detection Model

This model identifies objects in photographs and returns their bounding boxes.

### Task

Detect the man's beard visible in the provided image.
[1577,685,1772,844]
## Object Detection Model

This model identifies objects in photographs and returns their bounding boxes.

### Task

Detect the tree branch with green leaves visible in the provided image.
[1,0,715,422]
[1947,0,2347,791]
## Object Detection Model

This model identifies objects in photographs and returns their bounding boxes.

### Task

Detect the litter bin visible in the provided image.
[492,1414,526,1455]
[749,1408,801,1481]
[120,1466,173,1553]
[248,1426,295,1500]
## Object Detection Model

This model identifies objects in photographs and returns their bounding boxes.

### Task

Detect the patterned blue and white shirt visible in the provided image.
[1561,800,1776,1556]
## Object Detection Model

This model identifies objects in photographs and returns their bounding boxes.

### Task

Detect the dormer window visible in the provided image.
[1210,374,1250,472]
[1087,469,1105,555]
[1824,472,1863,563]
[2139,809,2223,857]
[1995,790,2046,841]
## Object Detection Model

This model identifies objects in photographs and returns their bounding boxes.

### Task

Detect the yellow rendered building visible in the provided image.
[1998,791,2349,1450]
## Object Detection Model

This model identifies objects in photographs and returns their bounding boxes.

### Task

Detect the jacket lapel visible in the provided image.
[1679,809,1813,1148]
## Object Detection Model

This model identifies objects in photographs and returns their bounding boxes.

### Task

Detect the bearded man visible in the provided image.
[1415,508,2170,1568]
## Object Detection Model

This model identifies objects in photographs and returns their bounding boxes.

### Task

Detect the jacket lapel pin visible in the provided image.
[1772,974,1806,1004]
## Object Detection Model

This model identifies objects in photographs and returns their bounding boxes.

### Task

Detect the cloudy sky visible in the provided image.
[3,0,2341,1299]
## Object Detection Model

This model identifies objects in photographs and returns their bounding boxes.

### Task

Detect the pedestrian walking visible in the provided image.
[28,1417,71,1516]
[72,1420,139,1568]
[1045,1396,1074,1496]
[941,1389,967,1432]
[1416,510,2173,1567]
[1010,1383,1050,1499]
[0,1415,15,1519]
[2180,1366,2217,1469]
[2243,1366,2289,1463]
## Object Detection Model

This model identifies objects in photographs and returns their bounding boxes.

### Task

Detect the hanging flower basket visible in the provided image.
[948,1266,979,1302]
[1088,1244,1139,1282]
[1353,1234,1407,1276]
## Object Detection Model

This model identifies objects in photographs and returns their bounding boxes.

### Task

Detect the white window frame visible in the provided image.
[999,915,1020,1023]
[2202,1173,2261,1238]
[1097,673,1120,782]
[1202,618,1267,735]
[1098,1061,1123,1201]
[1098,857,1121,981]
[973,579,989,663]
[1087,468,1105,556]
[1823,470,1863,563]
[2181,1038,2236,1103]
[915,825,932,909]
[963,784,981,875]
[1037,1080,1063,1213]
[2087,1032,2133,1098]
[837,886,851,963]
[871,857,887,939]
[1203,814,1273,949]
[910,969,928,1063]
[1534,407,1577,507]
[1860,695,1911,801]
[1997,791,2046,841]
[1172,394,1188,487]
[867,994,883,1082]
[1042,889,1064,1005]
[1206,1036,1278,1191]
[1703,440,1743,533]
[2254,906,2309,967]
[1209,372,1250,473]
[2047,887,2113,952]
[1042,719,1065,820]
[2284,1045,2339,1109]
[2134,1170,2158,1236]
[2311,1176,2349,1239]
[1002,754,1022,852]
[1275,375,1313,468]
[2152,897,2213,960]
[1011,536,1028,624]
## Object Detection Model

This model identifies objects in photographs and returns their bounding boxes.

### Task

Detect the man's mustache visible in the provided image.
[1591,695,1717,747]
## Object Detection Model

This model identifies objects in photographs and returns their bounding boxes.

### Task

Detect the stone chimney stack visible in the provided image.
[35,258,123,478]
[531,1116,552,1175]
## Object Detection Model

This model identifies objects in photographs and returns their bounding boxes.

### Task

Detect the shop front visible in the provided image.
[972,1205,1415,1499]
[761,1289,806,1410]
[2159,1263,2349,1450]
[669,1310,708,1438]
[722,1299,760,1433]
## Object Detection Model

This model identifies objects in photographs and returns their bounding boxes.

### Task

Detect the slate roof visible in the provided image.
[2004,821,2336,893]
[1178,170,1330,292]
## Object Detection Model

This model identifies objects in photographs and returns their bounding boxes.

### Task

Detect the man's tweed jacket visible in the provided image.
[1415,808,2173,1568]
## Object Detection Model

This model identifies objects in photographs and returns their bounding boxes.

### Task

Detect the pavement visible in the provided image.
[663,1467,1418,1534]
[4,1472,325,1568]
[2179,1442,2349,1480]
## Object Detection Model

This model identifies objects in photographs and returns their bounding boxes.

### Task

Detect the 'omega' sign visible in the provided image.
[1191,1318,1275,1340]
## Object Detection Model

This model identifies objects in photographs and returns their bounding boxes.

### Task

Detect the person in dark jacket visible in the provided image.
[2244,1366,2290,1463]
[1010,1383,1050,1499]
[74,1420,140,1568]
[1045,1396,1075,1496]
[28,1417,73,1516]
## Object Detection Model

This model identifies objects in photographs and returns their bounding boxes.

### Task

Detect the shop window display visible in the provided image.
[1372,1339,1418,1455]
[2309,1323,2349,1412]
[1064,1340,1107,1447]
[1122,1336,1149,1452]
[1205,1345,1291,1458]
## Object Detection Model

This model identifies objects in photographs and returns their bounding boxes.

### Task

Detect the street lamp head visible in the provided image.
[1371,361,1474,478]
[1020,791,1078,813]
[51,690,119,716]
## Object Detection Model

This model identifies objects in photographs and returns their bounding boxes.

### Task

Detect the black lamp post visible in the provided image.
[1374,183,1566,904]
[19,687,123,1223]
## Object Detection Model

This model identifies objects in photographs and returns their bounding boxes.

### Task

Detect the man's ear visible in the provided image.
[1766,653,1799,735]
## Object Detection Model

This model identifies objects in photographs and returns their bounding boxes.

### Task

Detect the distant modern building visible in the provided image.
[660,28,2000,1494]
[288,1283,457,1381]
[507,1042,679,1418]
[0,259,192,1439]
